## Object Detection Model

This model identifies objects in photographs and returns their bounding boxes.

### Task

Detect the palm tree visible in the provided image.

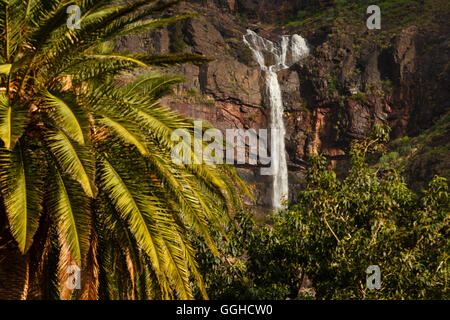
[0,0,248,300]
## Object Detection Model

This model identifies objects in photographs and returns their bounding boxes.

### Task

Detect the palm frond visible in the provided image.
[95,115,150,156]
[139,53,212,67]
[123,73,185,100]
[47,165,90,266]
[0,0,249,300]
[0,93,28,150]
[97,156,165,280]
[46,129,96,198]
[43,90,88,145]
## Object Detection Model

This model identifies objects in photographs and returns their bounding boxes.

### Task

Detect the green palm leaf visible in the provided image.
[47,166,90,266]
[96,115,149,156]
[46,130,95,198]
[43,91,87,145]
[97,156,165,278]
[139,53,212,67]
[0,93,27,150]
[123,73,185,100]
[161,236,192,299]
[0,0,248,300]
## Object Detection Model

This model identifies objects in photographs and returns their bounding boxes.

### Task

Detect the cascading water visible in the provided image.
[243,29,309,210]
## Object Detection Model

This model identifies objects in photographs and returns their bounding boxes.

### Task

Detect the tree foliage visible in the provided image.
[199,125,449,300]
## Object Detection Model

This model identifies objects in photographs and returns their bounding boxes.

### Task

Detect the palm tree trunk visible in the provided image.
[78,227,99,300]
[0,206,29,299]
[0,206,51,300]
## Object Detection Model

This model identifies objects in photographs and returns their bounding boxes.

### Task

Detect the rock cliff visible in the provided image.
[117,0,450,215]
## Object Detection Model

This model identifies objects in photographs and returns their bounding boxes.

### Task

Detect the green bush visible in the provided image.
[197,125,449,300]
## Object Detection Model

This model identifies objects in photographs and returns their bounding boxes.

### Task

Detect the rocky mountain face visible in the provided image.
[117,0,450,216]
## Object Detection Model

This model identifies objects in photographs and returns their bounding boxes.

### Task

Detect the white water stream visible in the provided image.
[243,30,309,210]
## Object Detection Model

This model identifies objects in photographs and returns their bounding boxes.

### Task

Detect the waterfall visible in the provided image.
[243,29,309,210]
